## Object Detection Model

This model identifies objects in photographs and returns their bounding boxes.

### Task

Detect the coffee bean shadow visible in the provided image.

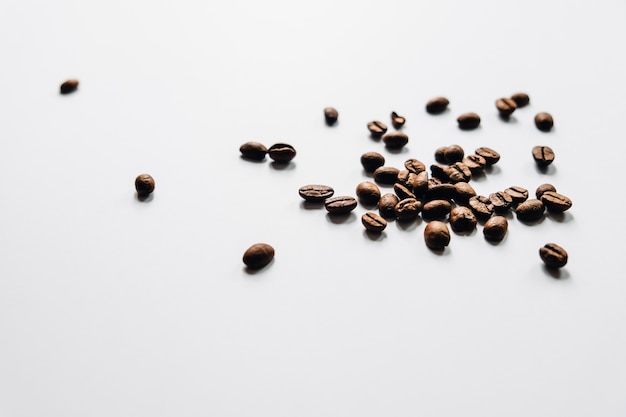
[484,233,508,246]
[499,114,518,124]
[484,165,501,175]
[428,246,452,256]
[270,161,296,170]
[243,259,275,275]
[325,120,338,127]
[240,155,267,163]
[384,147,409,156]
[300,201,325,210]
[395,217,422,231]
[516,215,546,226]
[362,170,375,178]
[470,170,488,182]
[534,164,556,175]
[458,125,482,132]
[363,230,387,241]
[542,265,570,280]
[546,210,573,223]
[452,228,477,237]
[369,134,383,142]
[325,212,356,224]
[136,193,153,202]
[358,200,379,211]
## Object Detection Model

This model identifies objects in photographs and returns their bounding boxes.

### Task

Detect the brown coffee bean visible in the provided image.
[325,196,358,214]
[489,191,513,213]
[394,198,422,221]
[540,191,572,212]
[426,97,449,114]
[504,186,529,204]
[367,121,388,137]
[298,184,334,202]
[356,181,381,205]
[135,174,155,196]
[449,206,477,233]
[539,243,568,268]
[379,193,400,219]
[532,145,555,166]
[468,195,494,220]
[382,131,409,149]
[444,144,465,164]
[60,79,79,94]
[425,182,456,201]
[434,147,448,164]
[475,147,500,165]
[412,171,429,196]
[243,243,275,270]
[422,199,452,220]
[324,107,338,125]
[396,170,420,192]
[239,141,268,160]
[457,112,481,130]
[462,154,487,173]
[483,216,508,242]
[535,183,557,199]
[268,143,296,163]
[424,221,451,250]
[515,199,545,222]
[373,166,400,185]
[444,162,472,183]
[393,183,416,200]
[453,182,477,204]
[430,164,449,182]
[391,111,406,129]
[535,112,554,131]
[404,158,426,174]
[362,212,387,233]
[495,97,517,117]
[361,152,385,172]
[510,92,530,108]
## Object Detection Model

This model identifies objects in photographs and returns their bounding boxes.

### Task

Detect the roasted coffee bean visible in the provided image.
[422,199,452,220]
[239,141,268,160]
[449,206,477,233]
[298,184,334,202]
[434,147,448,164]
[412,171,429,196]
[532,145,555,166]
[444,145,465,163]
[393,183,416,200]
[324,107,338,125]
[495,97,517,117]
[362,212,387,233]
[535,183,557,199]
[379,193,400,219]
[394,198,422,221]
[515,199,545,222]
[430,164,449,182]
[535,112,554,131]
[391,111,406,129]
[424,221,451,250]
[489,191,513,214]
[462,154,487,173]
[539,243,568,268]
[60,79,79,94]
[135,174,155,196]
[361,152,385,172]
[425,183,456,201]
[457,112,481,130]
[444,162,472,183]
[504,186,529,204]
[475,147,500,165]
[404,158,426,174]
[483,216,508,242]
[453,182,477,204]
[268,143,296,163]
[373,166,400,185]
[243,243,275,270]
[468,195,494,220]
[426,97,449,114]
[511,92,530,108]
[540,191,572,212]
[382,131,409,149]
[367,121,388,137]
[356,181,381,205]
[396,170,420,192]
[325,196,358,214]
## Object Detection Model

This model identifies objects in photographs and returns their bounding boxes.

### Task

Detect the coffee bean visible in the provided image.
[382,131,409,149]
[404,158,426,174]
[422,199,452,220]
[394,198,422,221]
[495,97,517,117]
[425,97,449,114]
[515,199,545,222]
[361,152,385,172]
[483,216,508,242]
[373,166,400,185]
[356,181,381,205]
[367,121,388,137]
[60,79,79,94]
[325,196,358,214]
[379,193,400,219]
[324,107,338,125]
[396,170,420,192]
[453,182,477,204]
[475,147,500,165]
[391,111,406,129]
[434,147,448,164]
[540,191,572,212]
[425,182,456,201]
[393,183,416,200]
[362,212,387,233]
[535,183,557,199]
[430,164,449,182]
[539,243,568,268]
[504,186,529,204]
[535,112,554,131]
[412,171,429,196]
[468,195,494,220]
[532,145,555,166]
[444,145,465,163]
[511,92,530,108]
[424,221,451,250]
[243,243,275,270]
[239,141,268,160]
[489,191,513,214]
[449,206,477,233]
[298,184,334,202]
[444,162,472,183]
[135,174,155,196]
[268,143,296,163]
[462,154,487,173]
[457,112,481,130]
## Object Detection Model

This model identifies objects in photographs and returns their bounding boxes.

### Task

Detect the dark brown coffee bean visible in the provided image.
[404,158,426,174]
[535,112,554,131]
[379,193,400,219]
[515,199,545,222]
[462,154,487,173]
[412,171,429,196]
[425,183,456,201]
[396,170,420,192]
[391,111,406,129]
[483,216,508,242]
[444,145,465,164]
[426,97,449,114]
[504,186,529,204]
[453,182,477,204]
[495,97,517,117]
[489,191,513,214]
[239,141,268,160]
[510,92,530,108]
[539,243,568,268]
[422,199,452,220]
[394,198,422,221]
[532,145,555,166]
[325,196,358,214]
[475,147,500,165]
[243,243,275,270]
[457,112,481,130]
[356,181,381,205]
[449,206,477,233]
[373,166,400,185]
[444,162,472,183]
[535,183,557,199]
[393,183,416,200]
[540,191,572,212]
[424,221,450,250]
[135,174,155,196]
[324,107,338,125]
[382,131,409,149]
[430,164,449,182]
[367,121,388,137]
[468,195,494,220]
[268,143,296,163]
[298,184,335,202]
[361,152,385,172]
[362,212,387,233]
[434,147,448,164]
[60,79,79,94]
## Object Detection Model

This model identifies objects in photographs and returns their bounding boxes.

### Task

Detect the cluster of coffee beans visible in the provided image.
[239,141,297,163]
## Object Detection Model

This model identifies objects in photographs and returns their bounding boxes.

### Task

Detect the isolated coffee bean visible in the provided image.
[298,184,334,202]
[324,107,338,125]
[539,243,568,268]
[457,112,481,130]
[240,141,268,160]
[382,131,409,149]
[425,183,456,201]
[393,183,416,200]
[135,174,155,196]
[362,212,387,233]
[379,193,400,219]
[535,112,554,131]
[489,191,513,213]
[535,183,557,199]
[462,154,487,173]
[495,97,517,117]
[540,191,572,212]
[515,199,545,222]
[453,182,477,204]
[60,79,79,94]
[394,198,422,221]
[504,186,529,204]
[510,92,530,108]
[468,195,494,220]
[391,111,406,129]
[444,162,472,183]
[243,243,275,270]
[404,158,426,174]
[424,221,451,250]
[325,196,358,214]
[396,170,420,192]
[444,145,465,163]
[475,147,500,165]
[373,166,400,185]
[356,181,381,205]
[422,199,452,220]
[532,146,555,166]
[268,143,296,163]
[449,206,477,233]
[483,216,508,242]
[434,147,448,164]
[361,152,385,172]
[367,121,388,137]
[426,97,449,114]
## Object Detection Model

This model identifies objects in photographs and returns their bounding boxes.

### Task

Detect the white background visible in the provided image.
[1,1,625,416]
